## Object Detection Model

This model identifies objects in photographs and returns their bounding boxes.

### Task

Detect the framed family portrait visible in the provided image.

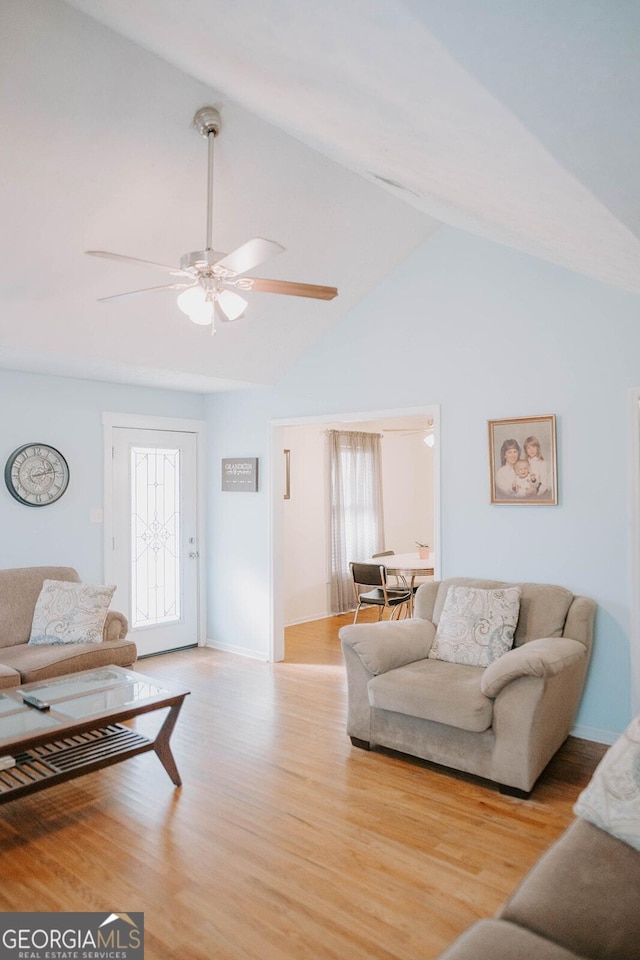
[488,415,557,505]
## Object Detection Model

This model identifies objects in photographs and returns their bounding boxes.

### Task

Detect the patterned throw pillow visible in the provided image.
[428,585,521,667]
[574,715,640,852]
[28,580,116,646]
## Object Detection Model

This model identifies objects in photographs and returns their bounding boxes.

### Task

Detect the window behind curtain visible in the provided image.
[328,430,384,614]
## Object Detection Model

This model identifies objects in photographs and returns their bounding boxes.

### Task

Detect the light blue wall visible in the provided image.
[4,224,637,742]
[207,225,640,741]
[0,370,205,578]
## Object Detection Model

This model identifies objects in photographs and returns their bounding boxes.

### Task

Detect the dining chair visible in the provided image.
[349,562,413,624]
[373,548,422,600]
[372,550,400,587]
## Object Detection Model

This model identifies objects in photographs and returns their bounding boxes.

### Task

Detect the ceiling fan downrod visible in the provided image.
[193,105,221,255]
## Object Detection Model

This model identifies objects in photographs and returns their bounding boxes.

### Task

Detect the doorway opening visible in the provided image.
[270,405,440,661]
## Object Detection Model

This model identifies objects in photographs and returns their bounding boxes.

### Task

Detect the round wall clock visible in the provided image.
[4,443,70,507]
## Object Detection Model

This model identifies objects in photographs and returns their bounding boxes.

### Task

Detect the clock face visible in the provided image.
[4,443,70,507]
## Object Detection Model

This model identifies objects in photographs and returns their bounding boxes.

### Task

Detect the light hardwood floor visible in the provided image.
[0,613,607,960]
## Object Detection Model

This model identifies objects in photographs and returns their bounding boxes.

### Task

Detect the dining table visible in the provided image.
[371,551,435,612]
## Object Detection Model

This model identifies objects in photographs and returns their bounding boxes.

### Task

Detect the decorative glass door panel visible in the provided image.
[112,428,199,657]
[131,447,181,629]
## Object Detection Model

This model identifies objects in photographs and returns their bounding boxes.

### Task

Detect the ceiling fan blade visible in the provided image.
[214,238,285,277]
[249,277,338,301]
[97,282,193,303]
[86,250,188,276]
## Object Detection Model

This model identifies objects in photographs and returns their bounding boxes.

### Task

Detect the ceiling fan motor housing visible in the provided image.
[180,250,231,276]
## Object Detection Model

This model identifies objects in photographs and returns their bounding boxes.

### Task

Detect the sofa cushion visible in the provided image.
[436,919,585,960]
[424,579,574,648]
[574,713,640,852]
[0,566,80,648]
[499,818,640,960]
[0,663,20,689]
[29,580,116,646]
[0,638,137,683]
[368,659,492,732]
[429,585,520,667]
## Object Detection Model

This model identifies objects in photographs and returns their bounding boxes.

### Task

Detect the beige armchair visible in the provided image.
[339,577,595,796]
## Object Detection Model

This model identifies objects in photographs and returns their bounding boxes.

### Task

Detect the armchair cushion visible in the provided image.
[28,580,116,646]
[429,585,520,667]
[481,637,586,698]
[369,659,492,732]
[340,618,436,675]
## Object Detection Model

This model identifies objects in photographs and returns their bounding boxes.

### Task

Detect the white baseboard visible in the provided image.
[571,724,619,746]
[204,639,268,661]
[285,611,332,627]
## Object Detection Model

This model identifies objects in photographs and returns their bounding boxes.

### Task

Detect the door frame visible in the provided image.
[269,403,441,662]
[102,412,207,648]
[629,389,640,714]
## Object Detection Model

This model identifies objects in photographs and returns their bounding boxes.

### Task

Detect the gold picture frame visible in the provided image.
[488,415,557,505]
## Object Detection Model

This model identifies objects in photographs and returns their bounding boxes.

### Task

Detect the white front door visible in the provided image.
[111,427,200,657]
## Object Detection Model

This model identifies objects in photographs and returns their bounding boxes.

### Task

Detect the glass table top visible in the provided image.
[0,667,171,746]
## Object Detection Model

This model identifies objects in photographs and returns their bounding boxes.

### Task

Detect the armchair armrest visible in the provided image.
[339,618,436,676]
[481,637,586,699]
[103,610,129,642]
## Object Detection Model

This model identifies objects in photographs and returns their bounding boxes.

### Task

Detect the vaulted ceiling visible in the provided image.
[2,1,639,391]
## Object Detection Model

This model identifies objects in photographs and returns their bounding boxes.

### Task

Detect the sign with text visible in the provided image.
[0,912,144,960]
[221,457,258,492]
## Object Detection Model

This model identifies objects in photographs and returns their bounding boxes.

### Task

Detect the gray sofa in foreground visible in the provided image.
[340,577,595,796]
[437,717,640,960]
[0,566,136,687]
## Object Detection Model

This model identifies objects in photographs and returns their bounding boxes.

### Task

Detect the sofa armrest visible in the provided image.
[103,610,129,642]
[339,618,436,676]
[481,638,586,698]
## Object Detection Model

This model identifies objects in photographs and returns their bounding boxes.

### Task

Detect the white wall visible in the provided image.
[380,430,434,554]
[0,370,205,578]
[282,424,328,624]
[207,224,640,742]
[280,420,433,625]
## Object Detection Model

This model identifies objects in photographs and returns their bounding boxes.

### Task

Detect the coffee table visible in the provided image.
[0,665,190,805]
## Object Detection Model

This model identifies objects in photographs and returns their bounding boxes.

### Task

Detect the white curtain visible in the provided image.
[328,430,384,614]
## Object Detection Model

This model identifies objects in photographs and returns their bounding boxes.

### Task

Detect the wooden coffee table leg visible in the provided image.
[153,698,185,786]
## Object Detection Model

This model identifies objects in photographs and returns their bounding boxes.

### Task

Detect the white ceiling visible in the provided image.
[2,0,640,392]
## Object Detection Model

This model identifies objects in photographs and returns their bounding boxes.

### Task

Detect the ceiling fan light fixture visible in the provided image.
[217,289,248,322]
[176,285,214,326]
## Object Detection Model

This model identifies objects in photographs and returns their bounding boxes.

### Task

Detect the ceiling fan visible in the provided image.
[383,425,435,446]
[86,106,338,333]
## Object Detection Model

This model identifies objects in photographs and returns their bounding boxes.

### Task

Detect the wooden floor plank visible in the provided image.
[0,612,607,960]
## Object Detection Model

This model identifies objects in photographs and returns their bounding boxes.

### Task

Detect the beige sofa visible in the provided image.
[340,577,595,796]
[437,736,640,960]
[0,566,137,687]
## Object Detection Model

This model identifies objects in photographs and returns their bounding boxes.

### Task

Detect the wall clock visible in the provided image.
[4,443,70,507]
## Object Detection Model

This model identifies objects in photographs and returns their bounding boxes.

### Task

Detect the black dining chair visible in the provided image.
[373,549,403,589]
[373,548,422,600]
[349,562,413,624]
